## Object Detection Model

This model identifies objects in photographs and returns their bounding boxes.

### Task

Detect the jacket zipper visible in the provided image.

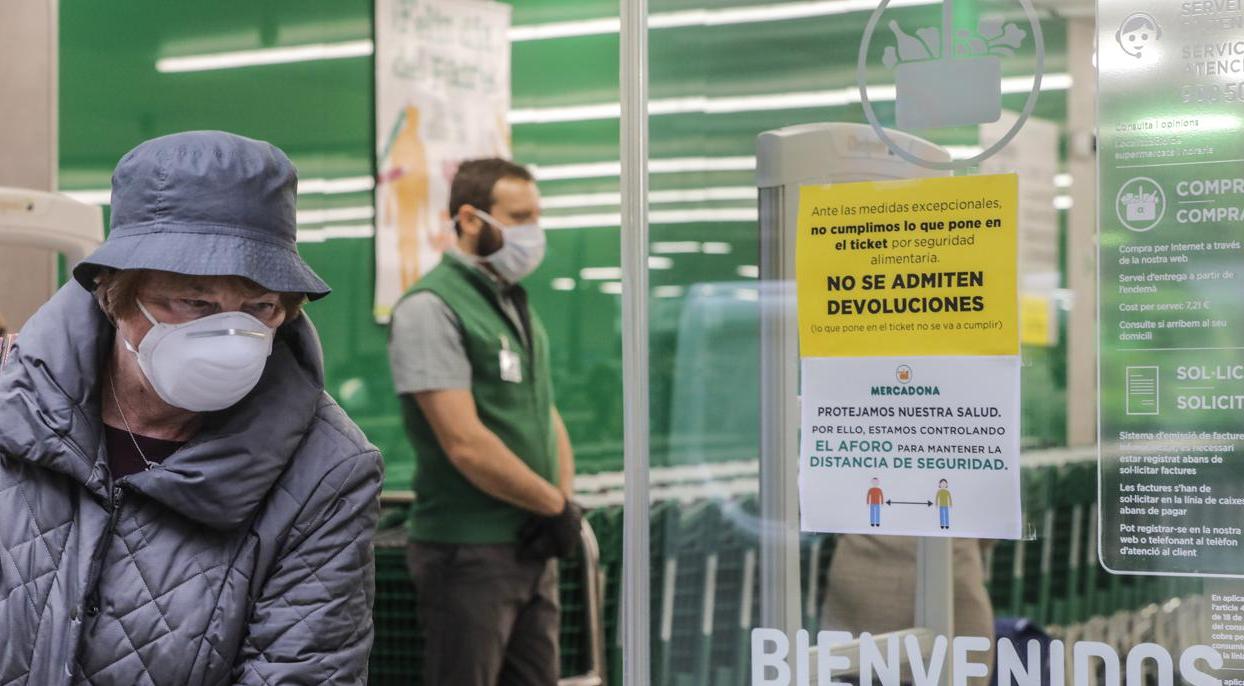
[81,484,126,619]
[66,480,127,682]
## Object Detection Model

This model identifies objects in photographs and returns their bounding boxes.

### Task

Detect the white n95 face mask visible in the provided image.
[473,209,546,283]
[123,300,275,412]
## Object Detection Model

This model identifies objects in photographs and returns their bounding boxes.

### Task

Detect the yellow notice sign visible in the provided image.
[1020,294,1057,347]
[796,174,1019,358]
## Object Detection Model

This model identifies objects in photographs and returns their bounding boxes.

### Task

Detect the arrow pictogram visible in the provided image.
[886,499,933,507]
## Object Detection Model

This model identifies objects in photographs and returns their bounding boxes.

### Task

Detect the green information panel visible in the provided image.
[1100,1,1244,576]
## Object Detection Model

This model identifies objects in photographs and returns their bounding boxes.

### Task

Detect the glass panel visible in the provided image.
[43,0,1244,684]
[1095,0,1244,682]
[1097,0,1244,577]
[641,1,1098,684]
[55,2,623,683]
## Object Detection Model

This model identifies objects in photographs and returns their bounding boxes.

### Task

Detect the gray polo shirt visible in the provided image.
[388,252,528,395]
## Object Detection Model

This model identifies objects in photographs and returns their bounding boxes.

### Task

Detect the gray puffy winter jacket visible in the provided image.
[0,285,383,685]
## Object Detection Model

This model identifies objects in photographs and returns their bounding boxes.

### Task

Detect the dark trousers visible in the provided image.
[407,542,560,686]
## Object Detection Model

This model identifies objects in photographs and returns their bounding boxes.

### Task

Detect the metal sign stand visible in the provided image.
[756,122,955,679]
[916,538,955,685]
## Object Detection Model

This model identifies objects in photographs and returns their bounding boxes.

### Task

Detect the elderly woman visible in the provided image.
[0,131,383,685]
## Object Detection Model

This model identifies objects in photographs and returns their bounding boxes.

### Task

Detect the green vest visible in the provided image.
[399,257,558,543]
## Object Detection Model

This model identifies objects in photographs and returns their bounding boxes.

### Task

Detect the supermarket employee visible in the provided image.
[388,157,580,686]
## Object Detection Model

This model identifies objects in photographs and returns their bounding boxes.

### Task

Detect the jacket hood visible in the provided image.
[0,283,325,530]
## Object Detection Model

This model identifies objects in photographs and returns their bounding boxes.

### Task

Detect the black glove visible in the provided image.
[518,500,584,561]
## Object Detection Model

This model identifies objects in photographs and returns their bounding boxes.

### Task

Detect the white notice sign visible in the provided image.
[799,356,1022,539]
[795,177,1023,540]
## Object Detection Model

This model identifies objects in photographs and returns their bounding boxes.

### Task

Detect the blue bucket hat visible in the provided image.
[73,131,331,300]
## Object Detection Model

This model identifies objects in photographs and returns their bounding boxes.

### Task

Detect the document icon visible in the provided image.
[1126,366,1159,416]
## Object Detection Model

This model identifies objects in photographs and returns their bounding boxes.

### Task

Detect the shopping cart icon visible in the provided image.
[1115,177,1165,232]
[1122,188,1158,222]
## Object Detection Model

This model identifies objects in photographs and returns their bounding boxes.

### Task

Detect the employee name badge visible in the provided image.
[499,335,523,383]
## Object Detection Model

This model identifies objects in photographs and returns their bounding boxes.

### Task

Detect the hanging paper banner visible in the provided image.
[373,0,511,322]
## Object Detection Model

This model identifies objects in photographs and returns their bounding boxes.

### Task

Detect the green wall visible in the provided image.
[60,0,1069,491]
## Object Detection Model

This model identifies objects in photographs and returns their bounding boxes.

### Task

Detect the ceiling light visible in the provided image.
[510,103,621,125]
[737,265,760,278]
[301,176,374,194]
[652,186,756,203]
[508,0,940,43]
[543,213,622,230]
[509,17,620,41]
[296,223,375,243]
[296,205,375,224]
[653,241,701,254]
[652,157,756,173]
[542,192,622,209]
[157,2,1050,79]
[64,175,375,207]
[551,278,577,291]
[539,185,755,209]
[652,208,756,224]
[581,267,624,280]
[156,40,374,73]
[600,281,624,295]
[511,74,1070,125]
[697,0,939,25]
[531,156,755,181]
[649,256,674,269]
[529,161,623,181]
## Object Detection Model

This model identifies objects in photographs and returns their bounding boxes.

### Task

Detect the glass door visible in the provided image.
[614,0,1235,684]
